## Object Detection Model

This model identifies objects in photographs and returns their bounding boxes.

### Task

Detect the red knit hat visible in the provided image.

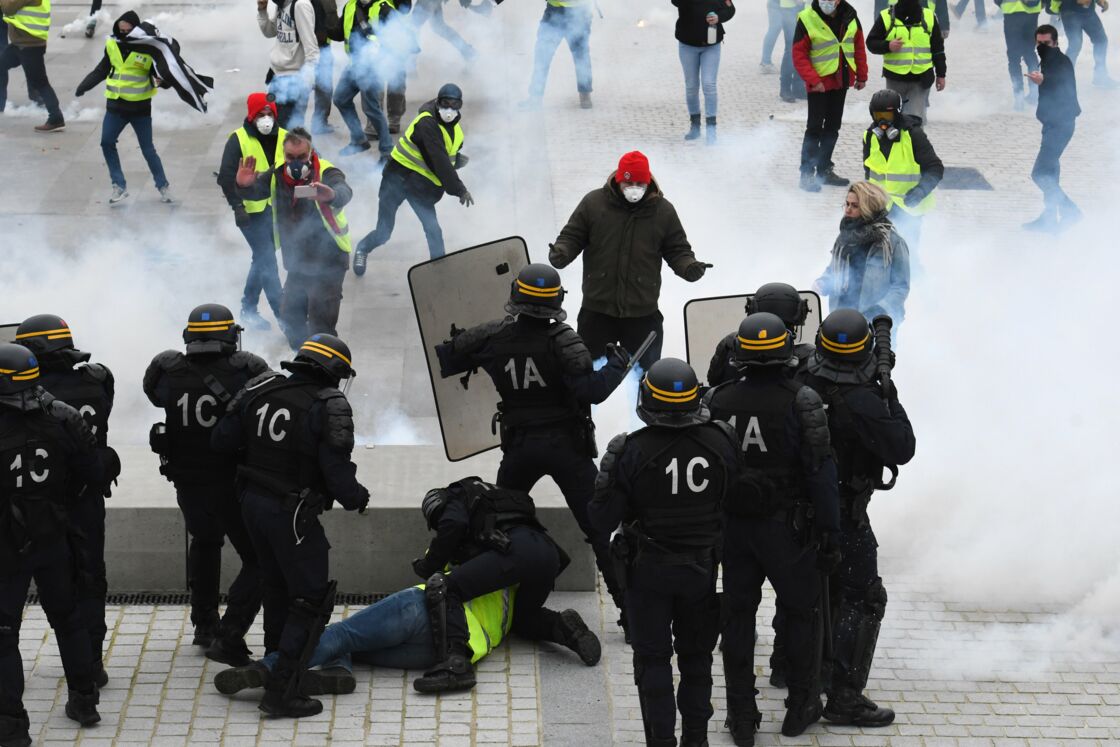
[246,92,277,121]
[615,151,651,184]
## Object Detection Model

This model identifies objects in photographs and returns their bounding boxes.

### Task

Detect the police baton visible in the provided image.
[623,331,658,375]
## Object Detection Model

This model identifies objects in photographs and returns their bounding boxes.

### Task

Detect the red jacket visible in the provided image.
[792,0,868,91]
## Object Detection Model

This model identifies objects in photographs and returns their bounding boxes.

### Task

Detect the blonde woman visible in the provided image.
[814,181,910,325]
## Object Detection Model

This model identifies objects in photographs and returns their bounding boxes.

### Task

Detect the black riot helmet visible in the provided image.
[816,308,873,362]
[437,82,463,109]
[734,312,794,367]
[15,314,89,364]
[505,263,567,322]
[421,487,450,530]
[0,343,41,395]
[744,283,809,330]
[183,304,242,355]
[637,358,707,428]
[283,333,356,384]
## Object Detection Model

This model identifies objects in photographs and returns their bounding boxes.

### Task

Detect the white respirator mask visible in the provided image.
[438,107,458,123]
[256,114,276,135]
[819,0,838,13]
[622,185,647,204]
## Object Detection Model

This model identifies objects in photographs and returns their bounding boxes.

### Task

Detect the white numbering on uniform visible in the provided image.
[78,405,98,435]
[9,449,50,488]
[176,393,219,428]
[664,456,710,495]
[254,403,291,441]
[726,415,768,453]
[503,357,547,390]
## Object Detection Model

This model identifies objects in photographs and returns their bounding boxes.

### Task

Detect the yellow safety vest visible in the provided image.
[3,0,50,40]
[269,156,353,253]
[798,7,858,76]
[233,126,287,215]
[415,583,518,663]
[1001,0,1043,14]
[391,111,464,188]
[105,39,156,102]
[341,0,376,55]
[881,8,934,76]
[864,129,935,215]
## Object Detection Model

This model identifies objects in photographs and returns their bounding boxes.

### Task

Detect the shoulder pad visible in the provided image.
[322,392,355,452]
[229,351,271,376]
[76,361,110,383]
[229,370,284,413]
[593,432,630,500]
[702,380,733,406]
[144,351,182,403]
[794,385,831,471]
[48,398,97,449]
[550,323,592,373]
[154,350,185,371]
[452,317,512,353]
[710,418,738,448]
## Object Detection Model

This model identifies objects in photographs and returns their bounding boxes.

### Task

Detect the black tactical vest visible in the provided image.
[0,408,73,553]
[484,323,577,430]
[803,375,882,495]
[625,423,729,552]
[240,376,324,497]
[39,365,111,448]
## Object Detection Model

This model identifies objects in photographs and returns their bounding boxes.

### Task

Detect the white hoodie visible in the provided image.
[258,0,320,78]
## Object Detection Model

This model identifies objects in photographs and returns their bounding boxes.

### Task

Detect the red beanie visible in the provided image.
[247,92,277,121]
[615,151,651,184]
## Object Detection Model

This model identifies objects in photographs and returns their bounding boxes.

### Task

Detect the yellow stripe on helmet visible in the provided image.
[11,367,40,381]
[820,332,870,354]
[15,327,72,340]
[738,330,789,350]
[187,320,236,330]
[645,380,699,404]
[516,279,561,298]
[301,341,353,367]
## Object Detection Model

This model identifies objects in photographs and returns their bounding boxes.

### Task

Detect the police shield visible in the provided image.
[409,237,531,462]
[683,291,822,384]
[0,324,17,344]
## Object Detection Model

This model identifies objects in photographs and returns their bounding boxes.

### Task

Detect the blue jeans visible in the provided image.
[1062,7,1109,73]
[268,72,310,130]
[779,6,803,99]
[762,0,782,64]
[262,587,436,672]
[333,56,391,154]
[529,4,593,96]
[313,44,333,129]
[239,208,284,317]
[359,164,445,259]
[100,109,168,190]
[678,41,720,118]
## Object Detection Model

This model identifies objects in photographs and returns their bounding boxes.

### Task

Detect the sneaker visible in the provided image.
[109,185,129,205]
[558,609,601,666]
[823,689,895,727]
[85,18,96,37]
[819,168,849,187]
[759,62,777,75]
[579,92,592,109]
[517,97,543,112]
[353,249,370,277]
[340,141,371,156]
[35,120,65,133]
[158,185,175,203]
[799,173,821,193]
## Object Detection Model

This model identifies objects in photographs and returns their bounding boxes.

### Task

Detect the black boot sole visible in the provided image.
[413,673,477,693]
[822,707,896,727]
[258,695,323,718]
[214,665,265,695]
[301,668,357,696]
[560,609,602,666]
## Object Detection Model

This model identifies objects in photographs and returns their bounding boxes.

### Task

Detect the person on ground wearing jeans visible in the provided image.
[673,0,735,145]
[75,11,174,205]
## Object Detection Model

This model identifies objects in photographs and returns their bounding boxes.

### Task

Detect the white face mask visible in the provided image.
[255,115,276,135]
[438,107,458,123]
[622,185,647,203]
[819,0,837,13]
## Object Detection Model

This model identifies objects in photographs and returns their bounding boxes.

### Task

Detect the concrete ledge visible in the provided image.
[105,445,595,592]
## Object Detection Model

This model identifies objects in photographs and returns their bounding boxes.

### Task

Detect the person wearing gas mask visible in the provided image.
[590,358,742,747]
[217,92,287,333]
[548,151,711,372]
[798,308,915,728]
[332,0,393,159]
[14,316,117,690]
[257,0,320,129]
[211,334,370,718]
[707,282,815,387]
[792,0,868,192]
[865,0,946,125]
[352,83,472,270]
[861,88,942,248]
[235,127,354,352]
[143,305,270,668]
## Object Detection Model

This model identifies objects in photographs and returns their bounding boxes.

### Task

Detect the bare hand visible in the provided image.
[854,79,866,90]
[257,0,267,10]
[888,39,904,52]
[706,12,718,25]
[1027,71,1044,85]
[235,156,258,187]
[313,181,336,203]
[935,77,946,91]
[810,82,826,93]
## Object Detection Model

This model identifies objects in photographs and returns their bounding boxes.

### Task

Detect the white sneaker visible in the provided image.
[109,185,129,205]
[158,185,175,204]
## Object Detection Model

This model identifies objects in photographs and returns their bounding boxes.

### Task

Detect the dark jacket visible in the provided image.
[792,0,869,91]
[1036,43,1080,125]
[75,12,170,115]
[217,119,280,213]
[385,98,468,200]
[549,174,698,319]
[236,155,353,276]
[865,0,946,84]
[816,210,910,324]
[672,0,736,47]
[861,114,944,203]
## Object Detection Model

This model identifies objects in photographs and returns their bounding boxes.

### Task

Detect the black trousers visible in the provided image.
[0,540,94,719]
[445,527,562,647]
[800,88,847,176]
[70,492,108,664]
[625,560,720,742]
[831,512,881,689]
[279,266,346,351]
[722,515,820,703]
[497,428,621,604]
[1032,118,1076,213]
[0,42,63,123]
[1003,12,1039,94]
[175,481,262,638]
[576,307,663,372]
[240,489,330,683]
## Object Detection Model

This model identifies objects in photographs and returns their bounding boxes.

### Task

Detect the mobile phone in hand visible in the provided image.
[293,184,317,199]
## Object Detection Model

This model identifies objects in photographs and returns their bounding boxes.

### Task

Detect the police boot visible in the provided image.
[301,666,357,696]
[685,114,701,141]
[705,116,717,146]
[780,689,822,737]
[64,688,101,727]
[259,664,323,718]
[413,642,476,693]
[556,609,602,666]
[823,687,895,727]
[205,636,253,667]
[214,662,268,695]
[0,712,31,747]
[724,702,761,747]
[680,720,709,747]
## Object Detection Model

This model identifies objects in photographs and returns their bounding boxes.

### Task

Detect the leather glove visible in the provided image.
[233,206,251,228]
[816,536,842,574]
[459,190,474,207]
[903,190,924,208]
[683,261,712,282]
[605,342,630,369]
[412,556,433,579]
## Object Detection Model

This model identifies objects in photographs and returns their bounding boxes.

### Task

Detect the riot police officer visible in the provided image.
[143,304,269,667]
[410,477,601,693]
[212,333,369,718]
[15,314,115,686]
[799,309,914,727]
[707,282,815,387]
[590,358,741,747]
[0,343,120,745]
[434,263,631,622]
[704,313,841,743]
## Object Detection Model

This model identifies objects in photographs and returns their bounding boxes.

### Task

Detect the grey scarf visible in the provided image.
[829,212,895,293]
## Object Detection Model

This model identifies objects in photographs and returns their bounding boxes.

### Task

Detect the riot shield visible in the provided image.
[0,325,17,344]
[683,291,822,384]
[409,237,531,462]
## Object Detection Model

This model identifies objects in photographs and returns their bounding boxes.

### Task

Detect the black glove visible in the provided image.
[903,190,924,208]
[604,343,630,369]
[412,556,433,579]
[233,206,251,228]
[881,377,898,402]
[816,535,842,574]
[348,487,370,513]
[74,87,85,98]
[683,262,711,282]
[459,190,474,207]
